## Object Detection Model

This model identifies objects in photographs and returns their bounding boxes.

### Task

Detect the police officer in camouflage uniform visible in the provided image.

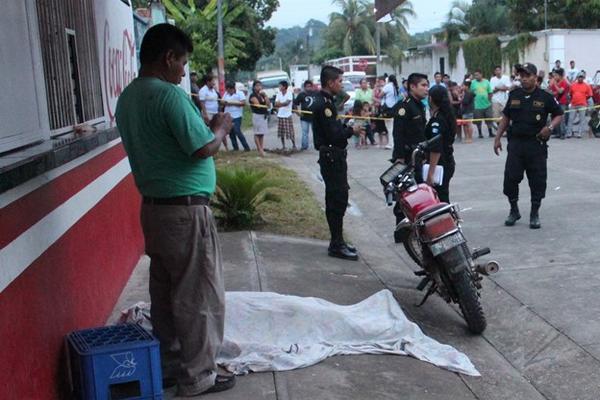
[494,63,563,229]
[312,66,359,260]
[391,73,430,242]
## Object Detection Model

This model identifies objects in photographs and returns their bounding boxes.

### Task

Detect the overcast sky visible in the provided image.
[266,0,471,34]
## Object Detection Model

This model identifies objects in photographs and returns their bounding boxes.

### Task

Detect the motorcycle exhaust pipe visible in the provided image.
[475,261,500,276]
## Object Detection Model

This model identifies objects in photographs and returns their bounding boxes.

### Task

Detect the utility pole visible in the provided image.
[217,0,225,95]
[544,0,548,30]
[376,21,381,77]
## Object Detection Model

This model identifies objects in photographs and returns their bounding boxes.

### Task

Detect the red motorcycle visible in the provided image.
[380,136,499,334]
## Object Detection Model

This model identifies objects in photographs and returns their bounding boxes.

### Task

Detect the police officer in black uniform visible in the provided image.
[312,66,359,260]
[391,73,430,242]
[494,63,563,229]
[392,73,430,164]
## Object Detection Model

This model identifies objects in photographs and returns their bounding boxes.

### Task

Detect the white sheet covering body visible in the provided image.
[120,290,480,377]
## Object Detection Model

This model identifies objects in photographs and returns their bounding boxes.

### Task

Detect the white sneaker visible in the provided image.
[384,145,392,150]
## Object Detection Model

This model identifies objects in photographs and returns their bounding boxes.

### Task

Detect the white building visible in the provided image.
[400,29,600,82]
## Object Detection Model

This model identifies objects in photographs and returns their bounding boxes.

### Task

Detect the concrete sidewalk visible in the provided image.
[110,121,600,399]
[111,232,496,400]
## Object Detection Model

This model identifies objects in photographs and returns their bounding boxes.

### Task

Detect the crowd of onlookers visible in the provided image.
[188,60,600,157]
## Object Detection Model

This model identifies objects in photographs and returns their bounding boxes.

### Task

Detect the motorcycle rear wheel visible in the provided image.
[442,248,487,334]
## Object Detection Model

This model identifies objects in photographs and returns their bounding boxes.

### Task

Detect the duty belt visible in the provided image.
[319,145,347,156]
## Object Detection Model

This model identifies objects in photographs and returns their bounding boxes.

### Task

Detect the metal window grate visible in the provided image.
[35,0,104,131]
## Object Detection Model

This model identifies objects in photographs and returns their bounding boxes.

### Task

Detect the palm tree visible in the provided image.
[380,1,416,40]
[329,0,376,55]
[441,0,471,42]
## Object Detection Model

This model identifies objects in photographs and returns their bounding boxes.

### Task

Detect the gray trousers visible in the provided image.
[568,106,587,137]
[141,203,224,393]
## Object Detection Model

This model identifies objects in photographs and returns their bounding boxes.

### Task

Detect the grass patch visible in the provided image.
[214,151,328,240]
[241,107,253,131]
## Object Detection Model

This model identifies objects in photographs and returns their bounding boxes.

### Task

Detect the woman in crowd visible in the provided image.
[373,76,389,148]
[449,82,463,142]
[460,79,475,143]
[381,75,400,149]
[424,85,457,203]
[249,80,270,157]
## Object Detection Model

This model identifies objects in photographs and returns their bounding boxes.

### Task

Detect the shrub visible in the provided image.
[213,167,281,229]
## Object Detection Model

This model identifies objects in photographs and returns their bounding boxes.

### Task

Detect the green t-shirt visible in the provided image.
[471,79,492,110]
[116,77,216,197]
[354,88,373,104]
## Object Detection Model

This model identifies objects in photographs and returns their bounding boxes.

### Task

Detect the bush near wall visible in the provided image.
[462,35,502,78]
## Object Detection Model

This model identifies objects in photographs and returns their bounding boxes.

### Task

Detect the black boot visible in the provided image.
[505,200,521,226]
[327,213,358,260]
[530,202,541,229]
[328,243,359,261]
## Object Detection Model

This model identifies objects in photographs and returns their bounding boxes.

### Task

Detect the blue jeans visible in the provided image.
[229,117,250,151]
[300,120,311,150]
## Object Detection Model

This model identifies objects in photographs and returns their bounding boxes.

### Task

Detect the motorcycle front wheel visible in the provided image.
[441,247,487,334]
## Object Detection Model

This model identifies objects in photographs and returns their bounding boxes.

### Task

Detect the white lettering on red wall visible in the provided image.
[103,20,136,122]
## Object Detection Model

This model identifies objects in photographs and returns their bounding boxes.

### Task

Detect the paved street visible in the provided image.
[276,124,600,400]
[112,121,600,399]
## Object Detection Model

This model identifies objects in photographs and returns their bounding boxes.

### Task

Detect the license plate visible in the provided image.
[429,233,465,256]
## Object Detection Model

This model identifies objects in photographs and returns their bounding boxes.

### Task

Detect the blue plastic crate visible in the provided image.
[67,324,163,400]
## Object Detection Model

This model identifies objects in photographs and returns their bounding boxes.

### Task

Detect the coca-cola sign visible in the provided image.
[103,20,136,122]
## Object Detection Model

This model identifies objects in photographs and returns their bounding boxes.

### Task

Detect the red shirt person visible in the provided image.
[568,73,593,138]
[549,69,570,106]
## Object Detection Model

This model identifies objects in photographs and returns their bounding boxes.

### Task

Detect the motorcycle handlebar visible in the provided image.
[418,134,442,151]
[412,135,442,167]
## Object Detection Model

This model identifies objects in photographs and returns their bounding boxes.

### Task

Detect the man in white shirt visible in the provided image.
[198,74,220,122]
[490,65,512,118]
[199,73,227,150]
[567,60,580,83]
[223,81,250,151]
[275,81,296,150]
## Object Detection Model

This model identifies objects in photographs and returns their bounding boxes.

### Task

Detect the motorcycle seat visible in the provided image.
[416,203,450,220]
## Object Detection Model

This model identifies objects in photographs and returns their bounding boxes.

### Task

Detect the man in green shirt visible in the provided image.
[471,69,496,138]
[115,24,234,397]
[354,78,373,104]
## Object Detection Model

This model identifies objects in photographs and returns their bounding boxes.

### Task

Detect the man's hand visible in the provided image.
[536,126,552,141]
[210,113,233,136]
[426,175,434,187]
[493,136,503,156]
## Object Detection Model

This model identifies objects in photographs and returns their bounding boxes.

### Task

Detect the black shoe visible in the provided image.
[344,242,357,252]
[505,210,521,226]
[489,133,496,138]
[530,214,541,229]
[328,244,359,261]
[478,134,484,139]
[177,375,236,397]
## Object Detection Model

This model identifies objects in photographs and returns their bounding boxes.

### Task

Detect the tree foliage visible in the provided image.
[162,0,278,74]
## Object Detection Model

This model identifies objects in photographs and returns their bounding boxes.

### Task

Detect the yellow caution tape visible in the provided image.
[191,93,600,123]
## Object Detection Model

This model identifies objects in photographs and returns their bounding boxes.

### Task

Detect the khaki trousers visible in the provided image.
[141,203,224,393]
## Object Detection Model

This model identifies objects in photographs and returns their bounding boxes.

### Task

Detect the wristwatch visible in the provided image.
[547,124,554,131]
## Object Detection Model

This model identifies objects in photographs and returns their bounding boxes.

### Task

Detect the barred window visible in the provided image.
[36,0,104,132]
